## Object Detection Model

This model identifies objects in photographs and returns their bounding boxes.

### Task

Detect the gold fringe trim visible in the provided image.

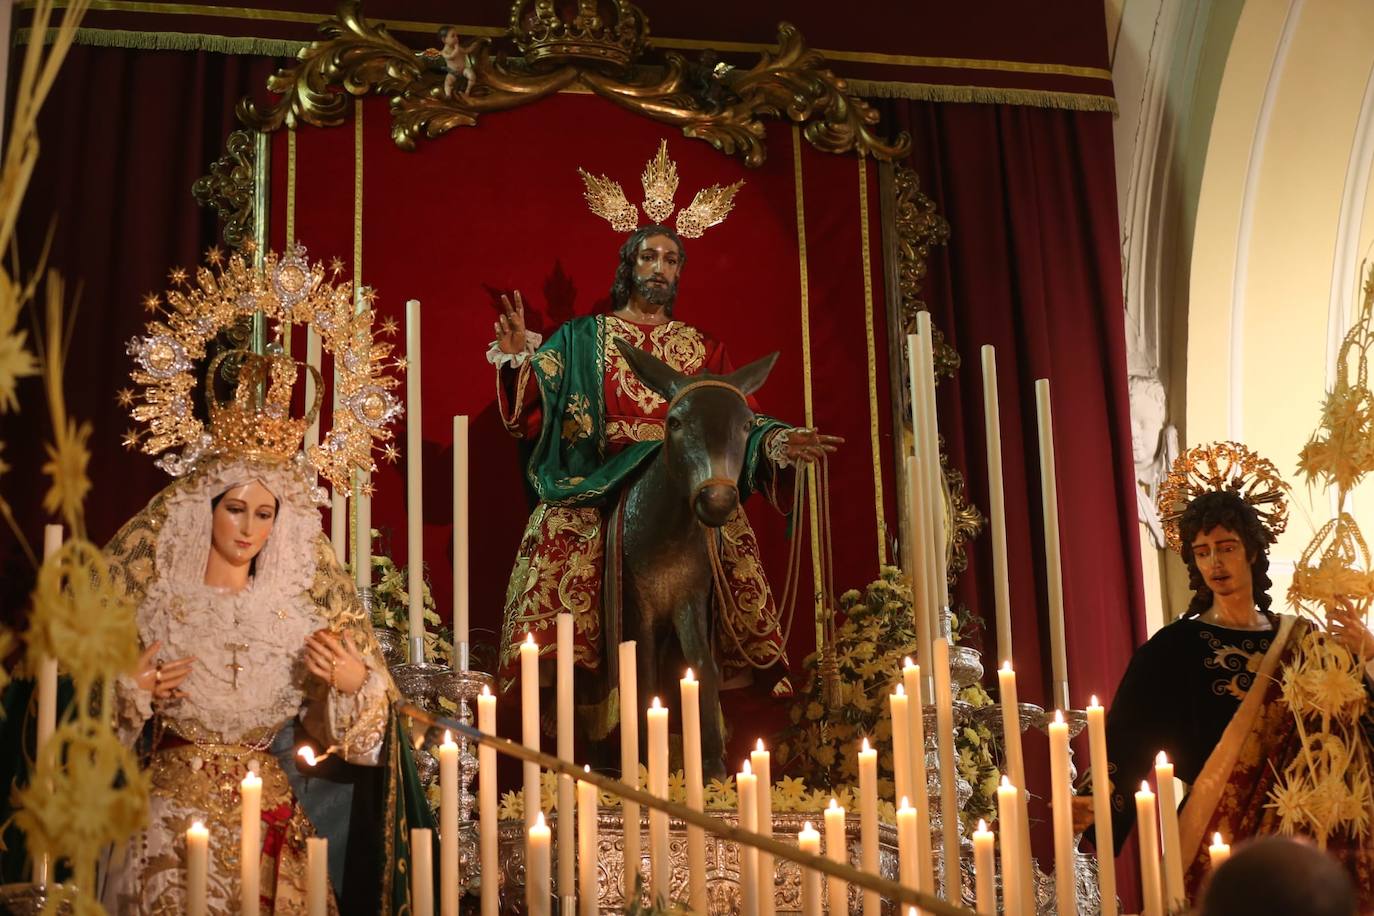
[850,79,1119,114]
[14,25,306,56]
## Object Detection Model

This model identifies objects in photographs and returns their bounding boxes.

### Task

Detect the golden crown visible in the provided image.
[1156,441,1290,553]
[510,0,649,70]
[124,244,401,491]
[578,139,743,238]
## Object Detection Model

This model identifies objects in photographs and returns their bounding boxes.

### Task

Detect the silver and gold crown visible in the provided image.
[125,244,401,490]
[578,139,743,238]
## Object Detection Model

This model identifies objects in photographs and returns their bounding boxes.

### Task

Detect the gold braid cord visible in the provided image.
[236,1,909,166]
[124,244,402,492]
[1155,441,1290,554]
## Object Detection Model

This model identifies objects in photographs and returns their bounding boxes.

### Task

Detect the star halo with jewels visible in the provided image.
[1156,441,1290,554]
[124,244,402,491]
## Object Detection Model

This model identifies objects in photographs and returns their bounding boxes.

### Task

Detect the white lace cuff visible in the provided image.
[114,673,153,746]
[321,661,389,765]
[766,427,798,469]
[486,330,544,368]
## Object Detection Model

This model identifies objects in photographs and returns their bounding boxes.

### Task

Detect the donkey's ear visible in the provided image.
[614,337,687,401]
[722,352,778,397]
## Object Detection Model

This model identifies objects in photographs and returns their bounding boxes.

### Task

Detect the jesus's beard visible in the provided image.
[634,275,678,307]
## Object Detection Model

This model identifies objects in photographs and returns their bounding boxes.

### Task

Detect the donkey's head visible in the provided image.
[615,338,777,528]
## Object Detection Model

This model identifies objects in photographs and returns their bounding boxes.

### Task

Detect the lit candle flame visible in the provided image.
[1156,750,1169,766]
[584,764,591,773]
[899,795,910,810]
[1001,660,1012,673]
[534,810,546,829]
[191,819,205,832]
[1090,694,1100,707]
[1001,775,1012,789]
[524,632,535,647]
[1140,780,1151,793]
[756,738,765,752]
[803,820,813,832]
[1213,832,1225,846]
[443,729,453,745]
[861,736,872,753]
[1053,709,1064,725]
[829,797,838,810]
[742,759,752,777]
[651,696,662,710]
[977,818,988,832]
[481,684,491,697]
[683,667,695,682]
[894,683,905,697]
[297,745,318,767]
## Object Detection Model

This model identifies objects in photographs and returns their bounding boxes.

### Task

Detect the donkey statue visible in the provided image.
[614,338,779,781]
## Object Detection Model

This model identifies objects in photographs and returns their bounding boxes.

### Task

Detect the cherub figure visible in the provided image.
[438,25,478,99]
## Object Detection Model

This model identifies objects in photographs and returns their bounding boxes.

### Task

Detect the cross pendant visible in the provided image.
[225,642,249,690]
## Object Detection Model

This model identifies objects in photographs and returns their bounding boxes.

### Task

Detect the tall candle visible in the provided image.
[973,819,995,915]
[478,686,499,916]
[404,299,425,653]
[858,737,879,916]
[824,799,847,916]
[578,768,598,916]
[902,658,934,898]
[798,821,822,916]
[647,697,670,902]
[751,739,775,916]
[998,663,1035,910]
[916,314,948,618]
[1049,711,1076,916]
[354,479,371,590]
[331,488,347,564]
[439,731,458,916]
[520,633,541,833]
[738,759,759,916]
[452,415,469,652]
[680,669,707,913]
[307,836,328,916]
[618,641,641,898]
[896,797,917,887]
[186,820,208,916]
[413,827,434,916]
[980,346,1013,664]
[997,777,1024,916]
[905,455,935,693]
[34,525,61,887]
[556,613,576,900]
[527,812,551,916]
[1208,832,1230,870]
[241,769,262,916]
[890,684,911,806]
[1087,697,1118,916]
[305,326,323,452]
[1135,781,1164,916]
[932,636,961,894]
[1155,751,1185,910]
[1034,378,1070,710]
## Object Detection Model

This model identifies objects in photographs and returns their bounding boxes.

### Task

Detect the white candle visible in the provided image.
[186,820,208,916]
[997,776,1024,916]
[647,697,670,902]
[1049,711,1075,916]
[824,799,847,916]
[980,346,1013,664]
[1155,751,1185,910]
[578,768,599,916]
[1087,697,1117,916]
[973,819,995,915]
[905,454,934,693]
[556,613,576,900]
[405,299,425,652]
[527,813,551,916]
[902,658,934,898]
[34,524,61,888]
[916,315,948,618]
[452,414,470,652]
[1034,378,1070,710]
[932,636,961,894]
[858,737,879,916]
[241,770,262,916]
[439,731,458,916]
[896,797,917,887]
[305,326,323,452]
[618,641,641,898]
[890,684,911,807]
[354,478,371,590]
[478,687,499,916]
[1136,781,1164,916]
[520,633,541,833]
[798,821,822,916]
[413,827,434,916]
[998,662,1035,910]
[752,739,775,916]
[307,836,328,916]
[331,488,347,565]
[1208,832,1230,870]
[738,759,759,916]
[681,669,707,913]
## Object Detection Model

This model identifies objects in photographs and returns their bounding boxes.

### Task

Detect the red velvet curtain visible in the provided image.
[884,99,1146,906]
[0,46,278,618]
